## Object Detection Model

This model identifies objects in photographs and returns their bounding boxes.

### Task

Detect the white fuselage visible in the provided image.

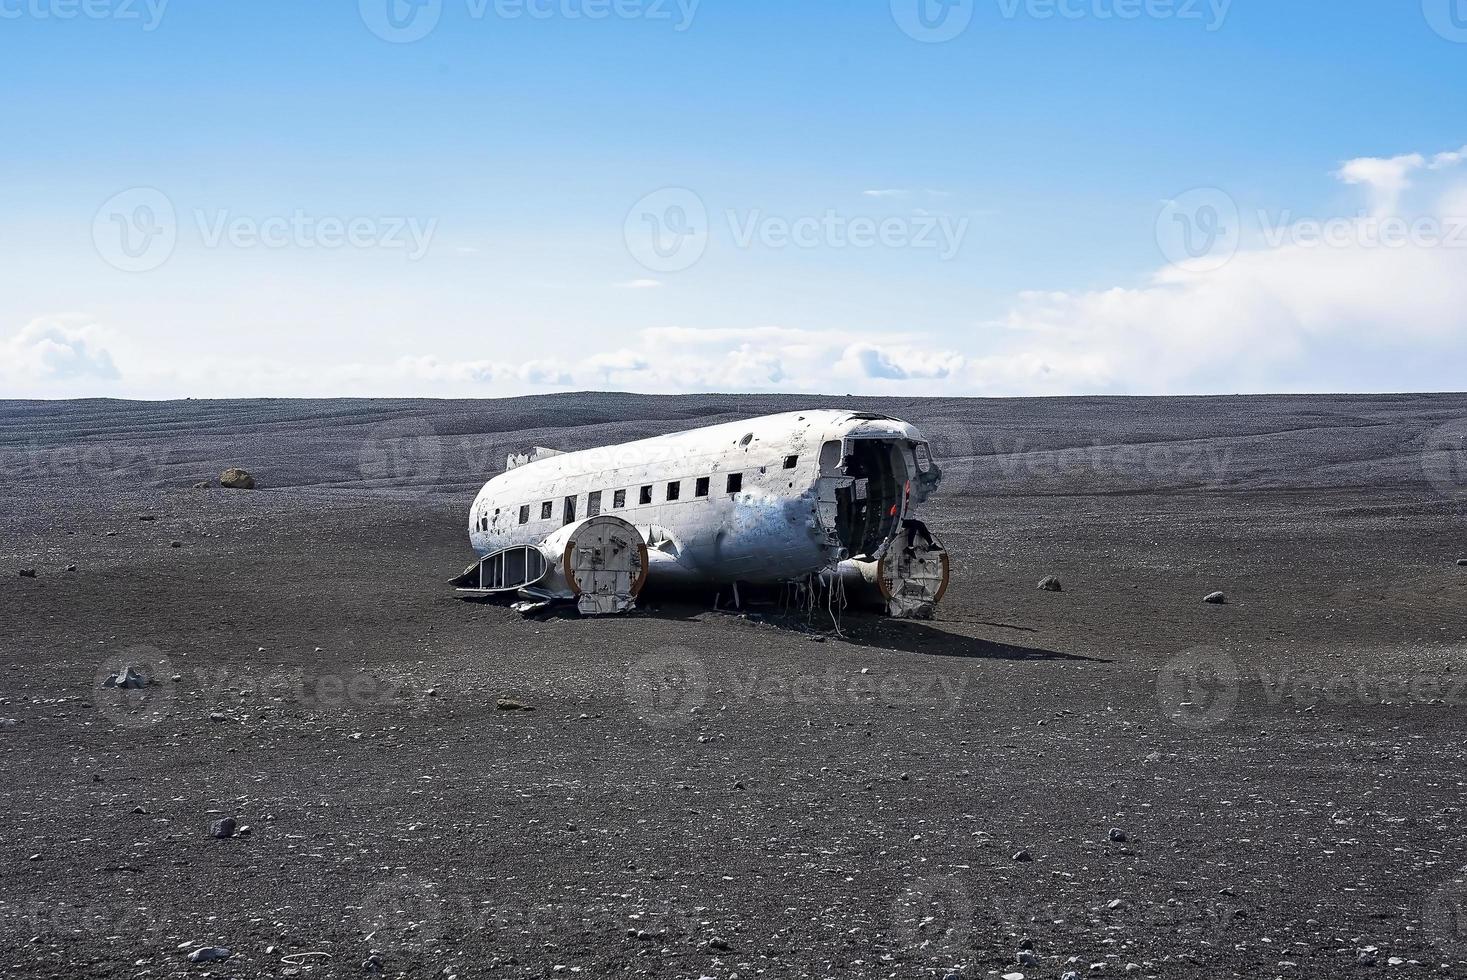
[467,410,941,586]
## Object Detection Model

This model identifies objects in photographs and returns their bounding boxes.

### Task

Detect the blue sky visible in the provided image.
[3,0,1466,397]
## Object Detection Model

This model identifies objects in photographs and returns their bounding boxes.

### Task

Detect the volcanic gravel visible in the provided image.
[2,391,1466,979]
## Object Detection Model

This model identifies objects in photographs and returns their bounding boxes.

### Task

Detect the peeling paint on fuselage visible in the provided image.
[467,410,936,586]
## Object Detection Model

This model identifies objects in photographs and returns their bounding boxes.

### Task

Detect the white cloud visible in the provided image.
[1,316,120,392]
[615,278,663,289]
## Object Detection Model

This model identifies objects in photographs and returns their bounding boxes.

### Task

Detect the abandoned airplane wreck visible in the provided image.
[452,410,949,618]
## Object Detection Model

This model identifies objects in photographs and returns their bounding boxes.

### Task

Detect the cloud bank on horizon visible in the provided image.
[7,141,1466,400]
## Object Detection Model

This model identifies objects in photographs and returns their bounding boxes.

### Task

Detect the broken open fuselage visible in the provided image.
[463,410,945,610]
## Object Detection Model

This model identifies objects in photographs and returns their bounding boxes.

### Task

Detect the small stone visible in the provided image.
[27,853,41,861]
[1018,950,1039,966]
[1062,973,1080,980]
[1106,899,1124,910]
[706,938,732,951]
[1108,828,1128,842]
[1457,559,1467,567]
[1002,973,1024,980]
[1124,965,1140,974]
[219,468,256,490]
[1089,964,1106,974]
[103,666,149,690]
[497,698,532,711]
[1203,591,1227,604]
[209,712,227,723]
[210,817,238,839]
[426,688,437,697]
[18,569,37,579]
[1018,938,1035,951]
[66,564,77,572]
[363,953,384,972]
[132,805,148,814]
[187,947,232,964]
[194,481,211,490]
[1013,850,1033,862]
[1038,576,1062,592]
[170,540,183,548]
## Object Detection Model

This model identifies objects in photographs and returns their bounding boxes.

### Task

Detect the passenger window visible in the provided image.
[519,505,530,525]
[614,489,627,509]
[639,485,653,505]
[666,481,681,501]
[784,455,798,469]
[695,477,710,497]
[726,473,743,493]
[540,501,553,520]
[587,491,602,518]
[563,495,577,526]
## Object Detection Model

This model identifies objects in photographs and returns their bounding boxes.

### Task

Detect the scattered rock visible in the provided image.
[187,947,232,964]
[363,953,384,972]
[193,481,211,490]
[132,805,149,814]
[1002,973,1024,980]
[1018,950,1039,965]
[706,938,733,952]
[0,718,18,727]
[1108,827,1128,842]
[1203,591,1227,604]
[1106,898,1124,910]
[1457,559,1467,567]
[103,666,149,690]
[18,569,37,579]
[139,515,157,522]
[1038,576,1062,592]
[219,468,256,490]
[210,817,238,839]
[1062,973,1080,980]
[1124,964,1140,974]
[170,540,183,549]
[1012,849,1033,862]
[497,698,533,712]
[66,564,77,572]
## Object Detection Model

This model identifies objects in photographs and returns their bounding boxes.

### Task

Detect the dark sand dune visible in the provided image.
[1,393,1466,978]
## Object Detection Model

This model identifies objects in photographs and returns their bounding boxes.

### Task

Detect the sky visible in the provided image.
[2,0,1466,399]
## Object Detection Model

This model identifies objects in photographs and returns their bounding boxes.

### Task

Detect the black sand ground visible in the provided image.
[2,392,1466,980]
